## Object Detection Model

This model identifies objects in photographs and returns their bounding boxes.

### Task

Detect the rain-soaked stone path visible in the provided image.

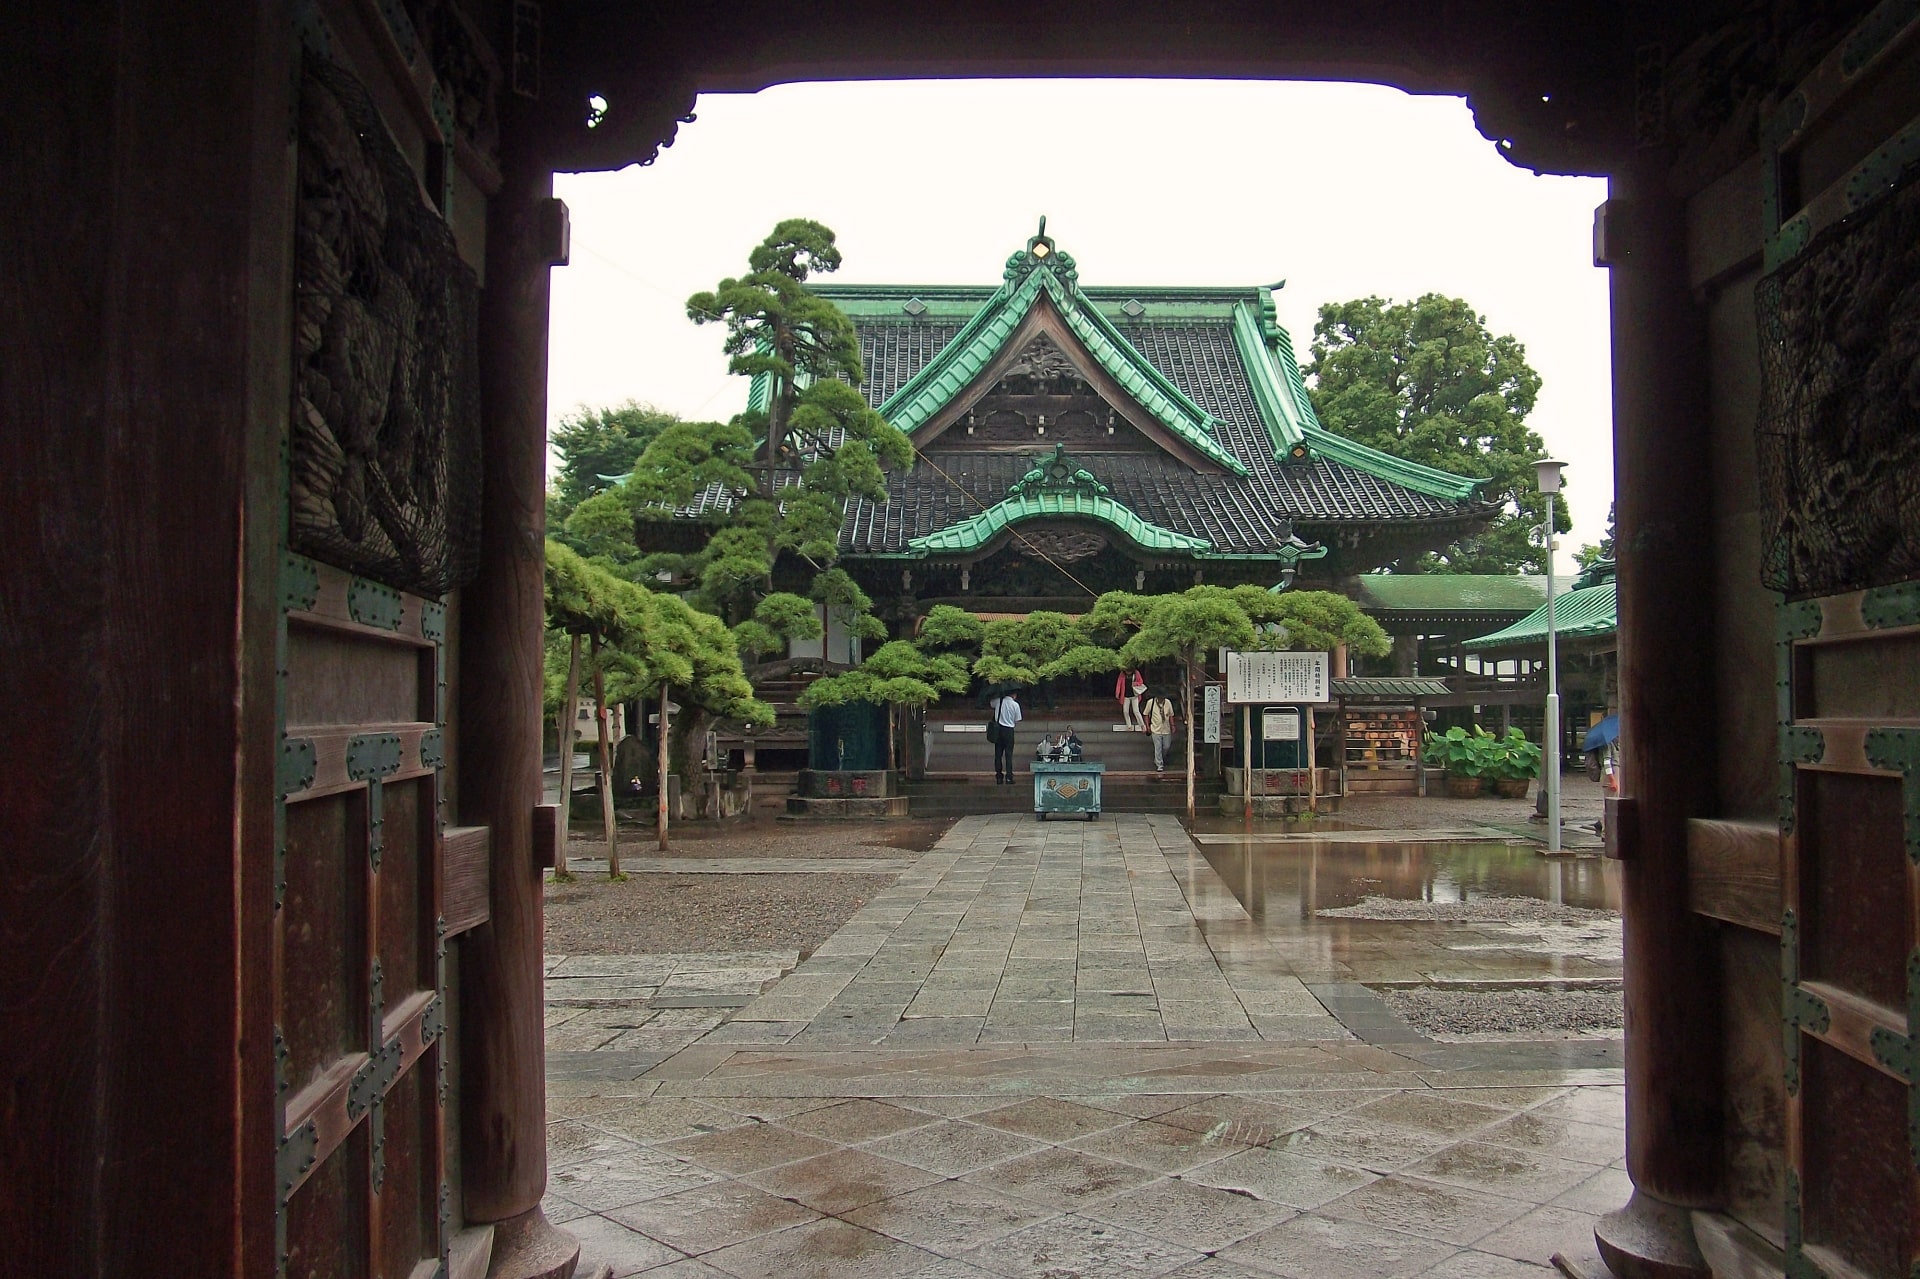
[545,814,1624,1278]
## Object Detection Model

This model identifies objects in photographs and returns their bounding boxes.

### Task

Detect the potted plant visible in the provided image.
[1424,725,1499,797]
[1485,727,1543,798]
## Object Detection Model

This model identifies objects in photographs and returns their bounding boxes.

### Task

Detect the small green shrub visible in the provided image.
[1485,727,1543,781]
[1425,725,1542,780]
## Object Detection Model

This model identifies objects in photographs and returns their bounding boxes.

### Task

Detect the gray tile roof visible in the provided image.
[841,318,1485,556]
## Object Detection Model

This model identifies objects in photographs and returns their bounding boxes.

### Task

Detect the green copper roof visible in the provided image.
[904,487,1211,557]
[868,231,1248,475]
[1330,677,1452,700]
[1352,575,1549,615]
[1225,293,1484,501]
[1229,302,1310,453]
[1460,580,1618,651]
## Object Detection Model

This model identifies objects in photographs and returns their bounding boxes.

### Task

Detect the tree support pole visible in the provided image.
[456,129,577,1276]
[555,632,580,878]
[1590,159,1720,1279]
[1242,702,1253,822]
[592,638,618,877]
[1183,659,1196,825]
[657,685,671,852]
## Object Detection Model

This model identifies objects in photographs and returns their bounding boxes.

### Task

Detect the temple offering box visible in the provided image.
[1033,761,1104,821]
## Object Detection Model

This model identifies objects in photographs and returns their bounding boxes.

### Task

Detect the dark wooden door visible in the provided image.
[269,9,495,1270]
[1758,12,1920,1273]
[275,558,451,1279]
[1777,587,1920,1277]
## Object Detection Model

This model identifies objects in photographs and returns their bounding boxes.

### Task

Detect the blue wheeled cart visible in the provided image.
[1033,761,1103,820]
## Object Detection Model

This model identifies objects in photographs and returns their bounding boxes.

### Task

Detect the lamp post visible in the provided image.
[1534,459,1566,853]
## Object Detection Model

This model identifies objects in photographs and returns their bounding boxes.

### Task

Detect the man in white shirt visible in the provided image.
[991,690,1023,784]
[1143,690,1178,772]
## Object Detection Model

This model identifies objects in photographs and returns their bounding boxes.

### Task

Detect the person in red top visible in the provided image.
[1116,669,1146,731]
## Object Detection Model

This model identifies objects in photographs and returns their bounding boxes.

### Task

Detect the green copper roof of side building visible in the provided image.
[1460,579,1618,651]
[1352,575,1549,615]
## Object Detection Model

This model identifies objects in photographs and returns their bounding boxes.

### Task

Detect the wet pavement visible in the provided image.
[547,813,1624,1277]
[1185,832,1621,989]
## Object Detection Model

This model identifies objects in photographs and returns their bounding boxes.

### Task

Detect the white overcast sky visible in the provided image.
[549,78,1613,568]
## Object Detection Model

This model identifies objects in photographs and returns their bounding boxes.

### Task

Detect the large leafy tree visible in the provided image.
[548,401,679,524]
[1303,294,1568,574]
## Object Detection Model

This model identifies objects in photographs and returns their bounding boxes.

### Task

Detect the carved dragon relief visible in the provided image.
[1014,528,1110,564]
[1000,334,1085,391]
[291,54,482,597]
[1757,156,1920,598]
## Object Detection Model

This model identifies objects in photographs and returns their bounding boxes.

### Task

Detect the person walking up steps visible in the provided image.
[991,689,1023,784]
[1144,689,1177,772]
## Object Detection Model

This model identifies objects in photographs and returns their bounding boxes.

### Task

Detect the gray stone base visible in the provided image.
[1215,793,1343,818]
[784,794,911,818]
[797,768,899,798]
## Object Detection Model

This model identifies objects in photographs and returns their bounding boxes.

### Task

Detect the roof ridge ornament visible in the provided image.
[1009,443,1109,499]
[1004,215,1078,287]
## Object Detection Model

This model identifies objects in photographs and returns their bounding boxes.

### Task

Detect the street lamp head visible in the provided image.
[1533,458,1566,495]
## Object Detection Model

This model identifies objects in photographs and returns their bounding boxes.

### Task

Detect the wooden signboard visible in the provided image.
[1225,651,1330,705]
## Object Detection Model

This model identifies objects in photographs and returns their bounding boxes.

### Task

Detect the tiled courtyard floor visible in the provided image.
[546,815,1624,1278]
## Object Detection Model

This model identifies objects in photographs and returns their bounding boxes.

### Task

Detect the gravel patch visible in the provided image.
[1339,774,1607,837]
[562,815,952,860]
[1382,985,1624,1039]
[546,817,954,954]
[544,871,895,955]
[1316,894,1616,925]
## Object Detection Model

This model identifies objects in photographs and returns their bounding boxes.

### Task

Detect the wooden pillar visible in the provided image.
[1591,160,1721,1279]
[454,120,579,1275]
[1392,632,1418,677]
[1,2,293,1270]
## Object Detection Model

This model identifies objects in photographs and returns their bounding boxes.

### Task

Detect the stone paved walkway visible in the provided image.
[546,815,1624,1278]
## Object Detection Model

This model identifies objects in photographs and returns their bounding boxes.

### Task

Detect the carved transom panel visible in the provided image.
[1016,528,1109,563]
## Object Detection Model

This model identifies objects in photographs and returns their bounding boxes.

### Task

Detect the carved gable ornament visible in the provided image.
[1004,334,1078,382]
[1008,444,1112,499]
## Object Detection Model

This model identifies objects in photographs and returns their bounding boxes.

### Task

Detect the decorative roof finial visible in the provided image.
[1007,217,1076,286]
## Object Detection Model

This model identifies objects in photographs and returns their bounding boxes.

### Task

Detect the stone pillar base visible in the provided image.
[484,1207,580,1279]
[1593,1189,1710,1279]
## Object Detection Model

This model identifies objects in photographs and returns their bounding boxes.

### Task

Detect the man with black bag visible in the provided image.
[988,689,1023,784]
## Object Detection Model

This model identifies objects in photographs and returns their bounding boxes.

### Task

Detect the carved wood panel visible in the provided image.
[1755,10,1920,600]
[293,51,481,598]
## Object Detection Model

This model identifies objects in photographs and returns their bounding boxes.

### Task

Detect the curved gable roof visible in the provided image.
[873,241,1249,474]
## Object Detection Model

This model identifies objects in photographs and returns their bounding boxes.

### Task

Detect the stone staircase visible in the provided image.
[911,707,1220,816]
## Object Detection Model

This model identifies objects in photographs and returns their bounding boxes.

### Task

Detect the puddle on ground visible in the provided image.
[1188,828,1623,985]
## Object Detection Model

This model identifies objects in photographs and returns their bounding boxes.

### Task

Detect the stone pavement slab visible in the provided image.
[552,815,1621,1277]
